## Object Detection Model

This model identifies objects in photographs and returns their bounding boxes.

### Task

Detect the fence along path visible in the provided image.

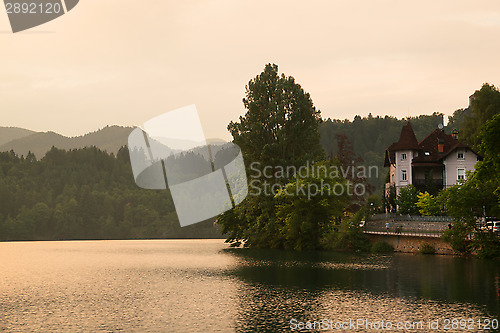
[363,214,453,238]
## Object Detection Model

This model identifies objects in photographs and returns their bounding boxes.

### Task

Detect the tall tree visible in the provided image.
[219,64,325,248]
[438,112,500,258]
[461,83,500,149]
[474,113,500,212]
[228,63,324,167]
[335,134,374,213]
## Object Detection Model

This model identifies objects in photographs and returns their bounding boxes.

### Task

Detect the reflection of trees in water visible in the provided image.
[233,284,321,333]
[223,250,500,332]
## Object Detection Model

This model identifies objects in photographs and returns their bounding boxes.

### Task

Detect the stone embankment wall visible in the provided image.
[364,215,455,254]
[367,234,454,255]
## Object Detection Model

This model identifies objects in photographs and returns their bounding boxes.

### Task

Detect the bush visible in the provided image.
[441,222,473,255]
[442,221,500,258]
[472,231,500,259]
[418,243,436,255]
[371,241,394,253]
[396,184,419,215]
[321,222,371,253]
[416,192,441,216]
[320,210,371,252]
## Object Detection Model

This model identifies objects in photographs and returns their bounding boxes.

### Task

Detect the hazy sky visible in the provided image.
[1,0,500,140]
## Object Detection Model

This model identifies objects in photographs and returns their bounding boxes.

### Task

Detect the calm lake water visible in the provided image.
[0,239,499,332]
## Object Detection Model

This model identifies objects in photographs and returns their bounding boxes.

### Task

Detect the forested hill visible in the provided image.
[0,147,223,241]
[319,112,459,192]
[0,127,36,146]
[1,112,460,195]
[0,125,134,159]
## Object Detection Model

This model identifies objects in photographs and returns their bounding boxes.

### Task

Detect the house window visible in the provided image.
[457,168,465,180]
[457,152,464,160]
[401,153,407,161]
[402,170,407,181]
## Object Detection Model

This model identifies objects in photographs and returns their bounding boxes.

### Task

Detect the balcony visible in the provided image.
[412,178,443,194]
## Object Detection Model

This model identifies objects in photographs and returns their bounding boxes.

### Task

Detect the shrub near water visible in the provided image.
[371,241,394,253]
[320,209,371,252]
[419,243,436,255]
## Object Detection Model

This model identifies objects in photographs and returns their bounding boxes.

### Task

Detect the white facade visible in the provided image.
[392,150,413,195]
[443,148,479,188]
[388,148,479,195]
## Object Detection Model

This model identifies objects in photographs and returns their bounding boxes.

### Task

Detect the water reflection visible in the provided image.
[1,241,498,332]
[224,249,500,332]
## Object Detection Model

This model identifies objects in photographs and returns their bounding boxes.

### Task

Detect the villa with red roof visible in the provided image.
[384,122,481,196]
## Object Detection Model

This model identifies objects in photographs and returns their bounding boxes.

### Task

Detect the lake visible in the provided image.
[0,240,499,332]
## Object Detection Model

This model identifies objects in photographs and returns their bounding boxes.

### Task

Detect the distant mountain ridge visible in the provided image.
[0,126,135,159]
[0,127,36,146]
[0,125,230,160]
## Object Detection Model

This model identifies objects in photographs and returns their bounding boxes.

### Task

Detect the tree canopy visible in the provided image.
[0,147,222,241]
[461,83,500,149]
[219,64,339,249]
[395,184,419,215]
[228,63,324,167]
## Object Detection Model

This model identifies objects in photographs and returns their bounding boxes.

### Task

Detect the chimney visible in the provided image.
[438,138,444,153]
[452,129,459,140]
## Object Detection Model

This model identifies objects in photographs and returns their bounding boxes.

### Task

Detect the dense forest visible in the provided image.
[0,147,222,241]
